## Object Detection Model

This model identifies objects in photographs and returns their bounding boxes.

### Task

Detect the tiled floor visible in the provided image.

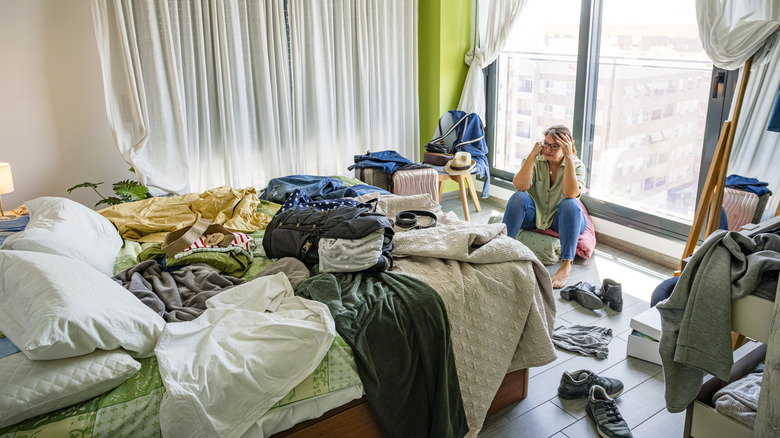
[439,194,686,438]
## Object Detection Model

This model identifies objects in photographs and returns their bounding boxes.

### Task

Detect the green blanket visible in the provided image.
[297,271,469,438]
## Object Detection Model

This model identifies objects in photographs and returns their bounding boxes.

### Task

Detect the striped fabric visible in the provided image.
[722,187,759,231]
[173,231,253,259]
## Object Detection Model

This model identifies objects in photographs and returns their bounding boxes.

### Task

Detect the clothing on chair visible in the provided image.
[348,150,413,174]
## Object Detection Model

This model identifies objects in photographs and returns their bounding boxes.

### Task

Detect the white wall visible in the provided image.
[0,0,129,210]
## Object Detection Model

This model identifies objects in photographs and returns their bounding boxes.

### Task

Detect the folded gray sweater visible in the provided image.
[713,372,762,428]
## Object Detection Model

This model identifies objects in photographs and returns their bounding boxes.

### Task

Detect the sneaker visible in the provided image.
[586,385,633,438]
[558,369,624,400]
[560,281,604,310]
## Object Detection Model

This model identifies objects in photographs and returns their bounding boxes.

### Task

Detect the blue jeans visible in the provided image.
[651,276,679,307]
[502,191,587,261]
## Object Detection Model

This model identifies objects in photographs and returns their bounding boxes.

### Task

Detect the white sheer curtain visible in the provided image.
[92,0,294,195]
[457,0,529,123]
[695,0,780,220]
[728,32,780,221]
[696,0,780,70]
[287,1,418,174]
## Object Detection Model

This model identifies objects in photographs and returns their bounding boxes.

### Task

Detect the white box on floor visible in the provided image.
[626,306,662,365]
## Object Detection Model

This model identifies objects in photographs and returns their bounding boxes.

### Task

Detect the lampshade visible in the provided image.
[0,163,14,195]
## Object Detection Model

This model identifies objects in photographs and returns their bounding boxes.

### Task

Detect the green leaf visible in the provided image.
[113,180,149,202]
[95,197,123,208]
[66,182,102,194]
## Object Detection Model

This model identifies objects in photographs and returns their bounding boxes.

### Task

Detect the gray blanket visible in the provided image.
[657,230,780,412]
[113,260,245,322]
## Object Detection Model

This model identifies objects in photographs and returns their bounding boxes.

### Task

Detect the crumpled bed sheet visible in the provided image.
[100,186,271,242]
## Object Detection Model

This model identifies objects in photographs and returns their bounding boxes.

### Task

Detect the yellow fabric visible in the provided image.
[99,186,271,242]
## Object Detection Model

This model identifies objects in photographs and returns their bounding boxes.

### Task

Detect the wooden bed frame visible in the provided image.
[271,368,529,437]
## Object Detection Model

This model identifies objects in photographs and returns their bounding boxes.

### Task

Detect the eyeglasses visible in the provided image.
[541,141,560,150]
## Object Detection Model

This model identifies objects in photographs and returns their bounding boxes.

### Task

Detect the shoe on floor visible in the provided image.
[560,281,604,310]
[558,369,624,400]
[600,278,624,312]
[586,385,633,438]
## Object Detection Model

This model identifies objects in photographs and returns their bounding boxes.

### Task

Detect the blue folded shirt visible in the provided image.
[0,336,21,359]
[0,215,29,232]
[725,175,772,197]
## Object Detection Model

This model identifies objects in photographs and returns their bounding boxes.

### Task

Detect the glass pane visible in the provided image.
[493,0,581,173]
[589,0,712,223]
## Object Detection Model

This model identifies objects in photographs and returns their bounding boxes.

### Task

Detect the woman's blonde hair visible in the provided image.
[544,125,576,154]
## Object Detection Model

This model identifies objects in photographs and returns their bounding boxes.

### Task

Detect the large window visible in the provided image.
[493,0,581,174]
[488,0,732,239]
[588,0,712,222]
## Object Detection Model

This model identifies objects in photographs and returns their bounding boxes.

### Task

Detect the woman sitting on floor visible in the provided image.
[502,125,587,288]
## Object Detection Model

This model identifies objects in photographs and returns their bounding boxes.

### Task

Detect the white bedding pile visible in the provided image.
[0,196,162,427]
[0,250,164,360]
[1,196,123,275]
[156,272,336,438]
[0,196,343,436]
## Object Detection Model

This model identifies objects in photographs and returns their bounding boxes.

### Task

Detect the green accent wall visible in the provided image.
[418,0,471,159]
[418,0,471,194]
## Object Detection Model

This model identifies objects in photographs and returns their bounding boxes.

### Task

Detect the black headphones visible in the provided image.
[394,210,437,230]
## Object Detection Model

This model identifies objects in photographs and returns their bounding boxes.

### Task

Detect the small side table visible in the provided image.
[437,172,481,221]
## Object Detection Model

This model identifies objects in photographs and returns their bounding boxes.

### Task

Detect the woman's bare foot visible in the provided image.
[551,259,573,288]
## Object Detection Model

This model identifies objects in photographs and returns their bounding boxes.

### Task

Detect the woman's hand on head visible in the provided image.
[553,132,575,158]
[531,141,544,158]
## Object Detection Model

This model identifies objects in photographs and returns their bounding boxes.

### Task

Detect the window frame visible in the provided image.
[484,0,736,243]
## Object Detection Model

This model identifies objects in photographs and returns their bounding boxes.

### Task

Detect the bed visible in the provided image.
[0,184,556,438]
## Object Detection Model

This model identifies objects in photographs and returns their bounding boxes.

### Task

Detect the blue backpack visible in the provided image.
[425,110,490,198]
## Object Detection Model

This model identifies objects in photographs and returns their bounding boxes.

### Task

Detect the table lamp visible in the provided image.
[0,162,14,219]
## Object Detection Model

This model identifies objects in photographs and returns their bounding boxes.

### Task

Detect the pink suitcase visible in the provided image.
[391,167,438,202]
[722,187,759,231]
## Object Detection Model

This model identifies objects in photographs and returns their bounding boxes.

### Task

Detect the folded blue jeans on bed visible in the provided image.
[260,175,390,204]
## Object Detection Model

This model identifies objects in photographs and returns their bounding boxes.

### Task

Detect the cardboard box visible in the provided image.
[626,307,662,365]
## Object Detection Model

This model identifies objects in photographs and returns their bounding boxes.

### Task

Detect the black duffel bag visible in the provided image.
[262,205,394,272]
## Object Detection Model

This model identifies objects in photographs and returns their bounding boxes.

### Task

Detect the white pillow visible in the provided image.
[0,250,165,360]
[0,349,141,428]
[0,196,122,276]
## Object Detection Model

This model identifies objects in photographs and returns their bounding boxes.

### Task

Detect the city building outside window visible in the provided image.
[488,0,726,237]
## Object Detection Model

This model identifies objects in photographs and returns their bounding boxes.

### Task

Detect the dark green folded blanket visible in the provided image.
[297,270,468,438]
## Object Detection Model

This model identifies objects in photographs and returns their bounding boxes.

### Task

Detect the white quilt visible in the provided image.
[155,272,336,438]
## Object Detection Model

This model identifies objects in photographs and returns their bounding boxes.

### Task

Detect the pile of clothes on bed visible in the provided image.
[1,175,557,438]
